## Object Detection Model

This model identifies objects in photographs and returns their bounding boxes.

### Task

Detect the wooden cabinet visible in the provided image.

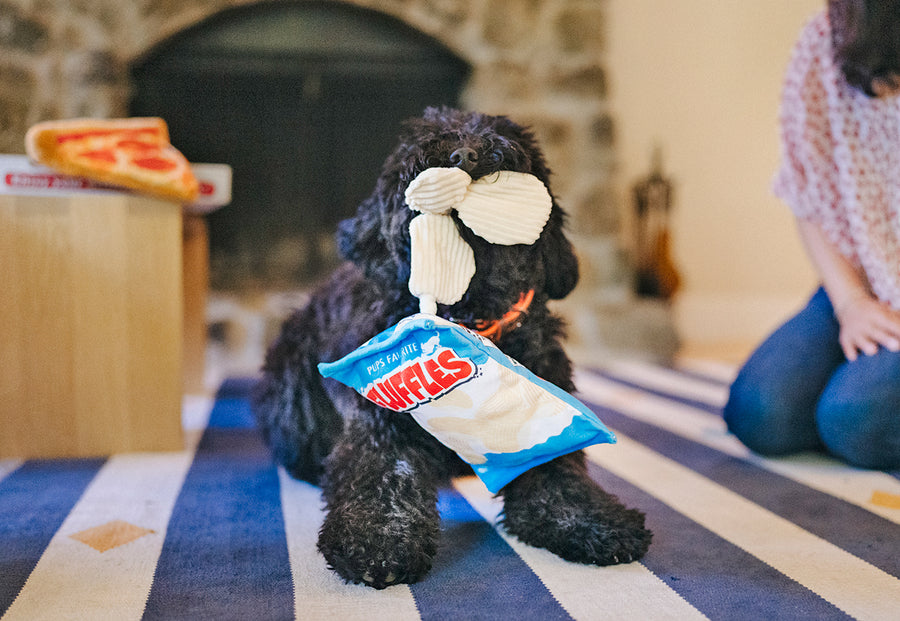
[1,192,185,458]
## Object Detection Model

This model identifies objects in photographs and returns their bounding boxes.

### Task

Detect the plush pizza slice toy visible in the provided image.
[25,117,199,203]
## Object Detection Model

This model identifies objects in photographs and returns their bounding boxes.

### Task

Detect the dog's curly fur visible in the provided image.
[253,107,652,589]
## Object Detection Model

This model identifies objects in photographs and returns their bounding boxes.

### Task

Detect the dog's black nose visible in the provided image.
[449,147,478,173]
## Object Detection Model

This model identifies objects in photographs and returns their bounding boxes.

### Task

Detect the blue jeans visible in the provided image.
[723,288,900,469]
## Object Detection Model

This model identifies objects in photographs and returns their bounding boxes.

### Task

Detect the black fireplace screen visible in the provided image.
[130,1,469,289]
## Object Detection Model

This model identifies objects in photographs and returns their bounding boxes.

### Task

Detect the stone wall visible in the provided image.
[0,0,677,360]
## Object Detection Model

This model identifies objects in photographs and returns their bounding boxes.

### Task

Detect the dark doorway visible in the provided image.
[130,1,469,289]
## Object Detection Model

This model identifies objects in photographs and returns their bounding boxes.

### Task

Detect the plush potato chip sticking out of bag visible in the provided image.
[404,167,553,314]
[409,213,476,315]
[455,171,552,245]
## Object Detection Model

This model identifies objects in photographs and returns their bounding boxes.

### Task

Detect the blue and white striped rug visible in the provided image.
[1,360,898,620]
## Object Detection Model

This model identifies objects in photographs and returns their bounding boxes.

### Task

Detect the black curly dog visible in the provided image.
[253,107,652,589]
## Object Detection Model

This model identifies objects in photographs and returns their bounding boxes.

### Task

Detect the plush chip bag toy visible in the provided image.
[319,168,616,493]
[319,315,615,493]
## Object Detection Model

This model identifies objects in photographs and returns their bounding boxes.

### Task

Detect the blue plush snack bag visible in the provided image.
[318,314,615,493]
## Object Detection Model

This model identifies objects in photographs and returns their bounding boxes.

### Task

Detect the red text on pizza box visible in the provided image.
[0,154,231,214]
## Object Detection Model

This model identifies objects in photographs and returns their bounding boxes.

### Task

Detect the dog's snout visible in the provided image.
[450,147,478,173]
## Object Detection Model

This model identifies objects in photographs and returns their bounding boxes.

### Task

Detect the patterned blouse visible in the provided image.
[772,10,900,310]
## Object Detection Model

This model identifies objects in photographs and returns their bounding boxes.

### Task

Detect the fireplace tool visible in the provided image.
[633,147,680,300]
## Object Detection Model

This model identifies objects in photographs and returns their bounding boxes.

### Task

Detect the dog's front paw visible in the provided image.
[500,459,652,566]
[317,497,440,589]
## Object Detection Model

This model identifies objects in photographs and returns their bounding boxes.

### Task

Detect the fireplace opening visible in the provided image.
[129,1,469,290]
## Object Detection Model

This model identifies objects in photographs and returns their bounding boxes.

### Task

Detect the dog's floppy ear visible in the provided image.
[337,190,413,292]
[336,196,384,267]
[540,205,579,299]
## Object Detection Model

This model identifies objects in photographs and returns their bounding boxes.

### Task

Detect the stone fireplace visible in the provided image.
[0,0,678,365]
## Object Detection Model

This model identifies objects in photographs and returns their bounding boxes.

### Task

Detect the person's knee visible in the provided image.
[724,379,816,456]
[817,352,900,469]
[817,402,900,469]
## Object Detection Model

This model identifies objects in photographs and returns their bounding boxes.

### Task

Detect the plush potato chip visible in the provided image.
[404,168,554,314]
[455,171,553,245]
[408,213,476,314]
[404,167,471,215]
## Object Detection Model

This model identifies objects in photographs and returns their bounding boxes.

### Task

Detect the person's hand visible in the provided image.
[835,295,900,361]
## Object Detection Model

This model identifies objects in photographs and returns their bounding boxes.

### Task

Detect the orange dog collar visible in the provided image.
[469,289,534,343]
